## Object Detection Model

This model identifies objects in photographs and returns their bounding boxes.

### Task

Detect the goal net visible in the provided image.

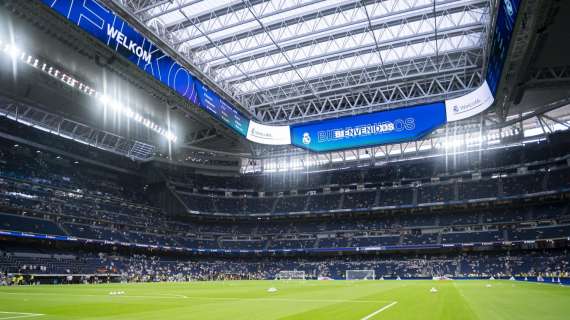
[345,270,375,280]
[276,270,306,280]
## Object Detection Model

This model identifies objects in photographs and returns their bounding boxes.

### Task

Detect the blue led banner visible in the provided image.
[486,0,521,95]
[41,0,249,136]
[290,102,447,152]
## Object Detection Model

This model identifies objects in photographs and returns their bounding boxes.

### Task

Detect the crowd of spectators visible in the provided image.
[172,167,570,215]
[1,199,569,251]
[1,162,569,250]
[0,133,569,258]
[1,248,568,283]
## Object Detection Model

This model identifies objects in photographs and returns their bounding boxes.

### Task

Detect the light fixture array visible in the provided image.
[0,40,177,142]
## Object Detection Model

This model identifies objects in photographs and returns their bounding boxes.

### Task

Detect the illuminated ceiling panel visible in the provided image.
[114,0,492,124]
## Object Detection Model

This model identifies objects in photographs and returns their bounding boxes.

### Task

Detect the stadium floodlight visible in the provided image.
[275,270,306,280]
[97,94,177,141]
[5,44,21,59]
[345,270,375,280]
[0,42,177,143]
[96,93,177,143]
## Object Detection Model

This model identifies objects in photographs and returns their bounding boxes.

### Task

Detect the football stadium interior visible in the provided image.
[0,0,570,319]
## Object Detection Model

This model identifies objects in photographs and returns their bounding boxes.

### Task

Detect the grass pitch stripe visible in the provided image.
[361,301,398,320]
[1,292,391,303]
[1,292,187,299]
[0,312,45,319]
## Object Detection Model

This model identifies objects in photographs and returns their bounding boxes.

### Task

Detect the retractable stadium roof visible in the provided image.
[105,0,491,124]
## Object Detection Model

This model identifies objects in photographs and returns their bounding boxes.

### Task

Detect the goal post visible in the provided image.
[345,270,375,280]
[275,270,306,280]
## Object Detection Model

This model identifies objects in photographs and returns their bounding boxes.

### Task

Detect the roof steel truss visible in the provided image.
[115,0,492,124]
[0,99,156,160]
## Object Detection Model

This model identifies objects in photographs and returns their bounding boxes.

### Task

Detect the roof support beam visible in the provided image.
[239,49,482,109]
[242,0,320,100]
[187,0,486,52]
[219,25,483,83]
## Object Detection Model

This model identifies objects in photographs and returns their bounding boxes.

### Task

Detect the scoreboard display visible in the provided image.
[195,82,249,136]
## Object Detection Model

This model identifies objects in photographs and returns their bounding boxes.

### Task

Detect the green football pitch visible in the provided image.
[0,280,568,319]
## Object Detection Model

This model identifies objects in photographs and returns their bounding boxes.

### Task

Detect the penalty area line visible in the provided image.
[0,312,45,319]
[361,301,398,320]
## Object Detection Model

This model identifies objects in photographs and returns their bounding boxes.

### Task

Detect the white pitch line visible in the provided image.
[0,312,45,319]
[361,301,398,320]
